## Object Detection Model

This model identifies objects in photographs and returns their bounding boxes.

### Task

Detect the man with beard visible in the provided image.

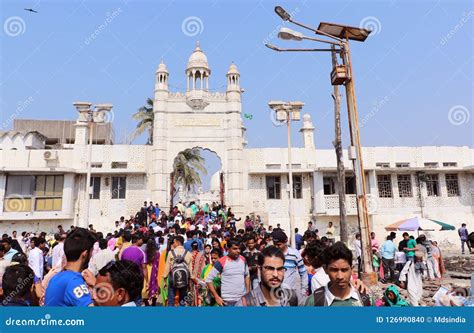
[44,228,97,306]
[236,246,300,306]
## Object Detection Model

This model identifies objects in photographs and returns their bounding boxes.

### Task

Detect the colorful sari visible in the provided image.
[432,245,446,277]
[158,249,168,305]
[190,251,206,306]
[142,251,160,300]
[200,263,221,306]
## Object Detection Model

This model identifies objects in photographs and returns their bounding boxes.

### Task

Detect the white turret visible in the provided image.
[155,60,169,92]
[300,113,315,149]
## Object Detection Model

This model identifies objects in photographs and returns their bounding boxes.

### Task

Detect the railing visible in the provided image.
[324,194,377,214]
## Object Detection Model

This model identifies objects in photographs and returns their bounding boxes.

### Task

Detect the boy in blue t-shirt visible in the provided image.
[44,228,97,306]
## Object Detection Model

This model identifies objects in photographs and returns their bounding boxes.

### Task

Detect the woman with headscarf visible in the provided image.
[143,238,160,306]
[190,241,206,306]
[431,241,446,277]
[200,248,222,306]
[383,285,410,306]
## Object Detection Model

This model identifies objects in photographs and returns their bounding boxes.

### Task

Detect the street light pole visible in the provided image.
[286,111,296,249]
[268,101,303,249]
[265,7,376,281]
[331,46,348,245]
[83,115,94,229]
[340,39,373,277]
[74,102,112,229]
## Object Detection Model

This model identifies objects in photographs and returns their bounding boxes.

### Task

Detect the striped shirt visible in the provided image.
[282,247,308,296]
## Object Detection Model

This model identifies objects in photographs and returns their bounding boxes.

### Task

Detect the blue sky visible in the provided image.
[1,0,472,155]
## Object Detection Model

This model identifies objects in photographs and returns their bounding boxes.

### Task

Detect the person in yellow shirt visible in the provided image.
[118,232,132,259]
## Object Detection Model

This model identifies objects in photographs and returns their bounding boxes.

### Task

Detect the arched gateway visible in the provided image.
[151,42,245,215]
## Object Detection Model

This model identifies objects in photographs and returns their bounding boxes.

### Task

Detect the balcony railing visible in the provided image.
[324,194,377,215]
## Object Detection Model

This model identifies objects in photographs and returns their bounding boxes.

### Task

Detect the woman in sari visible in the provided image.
[431,241,446,277]
[190,241,206,306]
[383,285,410,306]
[200,248,221,306]
[143,239,160,306]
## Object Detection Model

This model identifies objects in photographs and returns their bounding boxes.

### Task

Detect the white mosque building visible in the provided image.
[1,43,473,249]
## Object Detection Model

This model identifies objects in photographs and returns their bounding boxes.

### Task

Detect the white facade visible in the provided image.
[1,43,473,249]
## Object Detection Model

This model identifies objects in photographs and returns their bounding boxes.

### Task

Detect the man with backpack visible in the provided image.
[205,238,250,306]
[163,235,192,306]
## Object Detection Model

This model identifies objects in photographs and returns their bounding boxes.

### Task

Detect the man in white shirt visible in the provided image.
[304,240,331,292]
[272,230,308,297]
[306,242,371,306]
[28,237,44,281]
[52,233,66,268]
[352,233,362,278]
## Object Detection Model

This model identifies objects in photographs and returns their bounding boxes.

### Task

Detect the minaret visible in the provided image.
[300,113,315,149]
[226,62,241,104]
[155,60,169,93]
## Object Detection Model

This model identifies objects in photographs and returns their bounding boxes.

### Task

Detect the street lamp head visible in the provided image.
[289,101,305,109]
[278,27,303,41]
[265,43,281,52]
[274,6,291,21]
[268,100,286,109]
[94,103,113,123]
[73,101,92,112]
[95,103,113,112]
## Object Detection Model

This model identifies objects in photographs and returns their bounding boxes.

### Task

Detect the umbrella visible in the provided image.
[385,216,455,232]
[427,218,455,230]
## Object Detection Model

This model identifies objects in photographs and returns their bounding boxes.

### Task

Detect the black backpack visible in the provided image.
[170,250,190,289]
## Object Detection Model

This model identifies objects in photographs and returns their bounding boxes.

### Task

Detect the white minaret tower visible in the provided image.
[155,60,169,92]
[226,62,240,93]
[300,113,315,149]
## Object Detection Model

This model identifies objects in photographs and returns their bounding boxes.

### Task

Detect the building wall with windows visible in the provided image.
[0,45,472,249]
[1,133,472,249]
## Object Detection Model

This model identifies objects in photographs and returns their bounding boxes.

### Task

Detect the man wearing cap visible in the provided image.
[271,229,308,297]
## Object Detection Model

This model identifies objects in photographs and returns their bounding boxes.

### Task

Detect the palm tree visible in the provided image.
[173,148,207,196]
[132,97,154,144]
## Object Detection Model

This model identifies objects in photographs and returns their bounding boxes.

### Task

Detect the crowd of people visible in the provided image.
[0,200,471,307]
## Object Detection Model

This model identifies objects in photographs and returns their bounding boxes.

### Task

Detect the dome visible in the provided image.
[209,171,221,193]
[156,60,168,73]
[303,113,311,121]
[186,41,210,71]
[227,62,239,75]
